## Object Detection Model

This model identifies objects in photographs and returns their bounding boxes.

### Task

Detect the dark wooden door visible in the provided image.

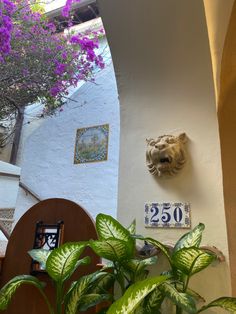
[0,198,100,314]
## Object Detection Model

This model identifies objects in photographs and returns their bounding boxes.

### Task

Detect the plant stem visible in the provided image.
[56,282,63,314]
[183,276,190,293]
[176,306,183,314]
[39,289,55,314]
[114,262,126,295]
[117,271,126,294]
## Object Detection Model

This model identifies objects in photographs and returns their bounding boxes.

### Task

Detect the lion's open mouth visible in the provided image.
[159,156,172,164]
[157,156,172,170]
[160,157,171,163]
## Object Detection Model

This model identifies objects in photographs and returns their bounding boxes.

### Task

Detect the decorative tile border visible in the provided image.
[144,202,191,229]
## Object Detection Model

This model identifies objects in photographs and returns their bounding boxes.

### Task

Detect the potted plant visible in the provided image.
[1,214,236,314]
[92,215,236,314]
[0,242,114,314]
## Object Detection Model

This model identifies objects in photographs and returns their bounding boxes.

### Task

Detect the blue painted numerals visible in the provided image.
[150,203,159,223]
[145,202,190,228]
[161,203,171,223]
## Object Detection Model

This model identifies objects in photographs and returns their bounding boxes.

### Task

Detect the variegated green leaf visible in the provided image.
[125,257,157,272]
[107,275,169,314]
[159,282,197,314]
[89,239,132,261]
[0,275,45,310]
[134,306,146,314]
[135,308,161,314]
[137,237,171,264]
[142,286,164,313]
[65,272,109,314]
[28,249,51,269]
[175,283,205,302]
[46,242,86,282]
[78,294,112,312]
[88,272,114,294]
[134,304,161,314]
[198,297,236,313]
[173,223,205,253]
[96,214,131,241]
[72,256,91,275]
[65,275,92,314]
[127,219,136,235]
[172,247,215,276]
[124,257,157,281]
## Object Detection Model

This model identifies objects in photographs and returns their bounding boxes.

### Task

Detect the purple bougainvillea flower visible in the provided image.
[0,0,105,116]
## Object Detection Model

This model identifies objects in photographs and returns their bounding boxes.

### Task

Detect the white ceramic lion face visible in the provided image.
[146,133,187,177]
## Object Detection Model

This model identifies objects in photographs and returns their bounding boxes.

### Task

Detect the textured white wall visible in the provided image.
[15,64,120,222]
[99,0,231,311]
[14,187,38,226]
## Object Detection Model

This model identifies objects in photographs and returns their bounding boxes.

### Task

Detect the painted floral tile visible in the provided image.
[74,124,109,164]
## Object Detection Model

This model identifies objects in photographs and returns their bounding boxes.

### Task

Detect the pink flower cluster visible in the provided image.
[0,0,16,60]
[0,0,105,115]
[62,0,81,17]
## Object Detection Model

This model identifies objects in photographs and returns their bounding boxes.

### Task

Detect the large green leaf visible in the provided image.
[136,309,161,314]
[159,282,197,314]
[46,242,86,282]
[96,214,131,242]
[65,275,92,314]
[173,224,205,253]
[124,257,157,281]
[172,247,215,276]
[0,275,45,310]
[107,275,169,314]
[136,237,171,265]
[28,249,51,269]
[89,239,132,261]
[141,286,164,313]
[78,294,112,312]
[65,272,108,314]
[175,283,205,302]
[125,257,157,272]
[88,272,114,295]
[198,297,236,313]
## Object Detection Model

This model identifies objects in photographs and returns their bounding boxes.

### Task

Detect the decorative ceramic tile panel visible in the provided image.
[144,202,191,229]
[74,124,109,164]
[0,208,15,238]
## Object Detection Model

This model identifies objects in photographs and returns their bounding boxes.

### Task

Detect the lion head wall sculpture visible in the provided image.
[146,133,187,177]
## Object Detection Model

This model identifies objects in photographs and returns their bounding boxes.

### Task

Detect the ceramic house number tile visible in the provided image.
[144,202,191,229]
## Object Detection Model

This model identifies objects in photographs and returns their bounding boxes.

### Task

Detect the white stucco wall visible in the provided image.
[15,63,120,222]
[99,0,231,311]
[13,187,38,225]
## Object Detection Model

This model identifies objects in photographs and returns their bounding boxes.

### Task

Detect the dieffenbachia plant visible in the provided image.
[1,214,236,314]
[0,242,114,314]
[90,215,236,314]
[89,214,159,295]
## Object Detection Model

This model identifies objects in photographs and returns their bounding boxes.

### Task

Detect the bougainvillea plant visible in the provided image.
[0,0,104,119]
